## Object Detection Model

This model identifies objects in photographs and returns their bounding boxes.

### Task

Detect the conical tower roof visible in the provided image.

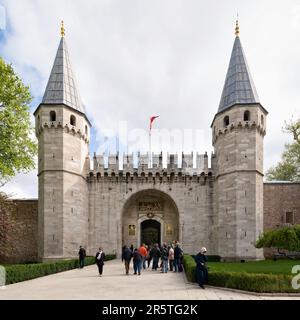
[41,23,85,113]
[218,22,259,113]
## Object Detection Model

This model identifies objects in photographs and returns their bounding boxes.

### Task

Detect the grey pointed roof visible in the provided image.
[42,37,85,113]
[218,36,259,112]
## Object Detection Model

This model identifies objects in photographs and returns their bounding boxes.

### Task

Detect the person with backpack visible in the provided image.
[122,245,133,275]
[133,248,142,275]
[161,243,169,273]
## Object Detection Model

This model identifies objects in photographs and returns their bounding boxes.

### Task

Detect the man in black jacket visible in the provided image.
[95,247,106,277]
[150,243,161,271]
[174,243,183,272]
[122,246,133,275]
[78,246,86,269]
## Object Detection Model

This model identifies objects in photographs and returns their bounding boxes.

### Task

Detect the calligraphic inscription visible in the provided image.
[128,224,136,236]
[138,201,163,212]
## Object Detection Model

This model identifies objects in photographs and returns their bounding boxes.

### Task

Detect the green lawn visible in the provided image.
[207,259,300,275]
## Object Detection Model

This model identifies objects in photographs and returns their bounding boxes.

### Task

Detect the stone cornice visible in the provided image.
[38,169,87,180]
[216,169,264,180]
[87,171,215,185]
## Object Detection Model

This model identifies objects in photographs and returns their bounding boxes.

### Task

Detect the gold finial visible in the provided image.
[60,20,65,37]
[235,12,240,37]
[235,15,240,37]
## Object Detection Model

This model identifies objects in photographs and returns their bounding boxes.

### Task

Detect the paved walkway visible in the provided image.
[1,259,299,300]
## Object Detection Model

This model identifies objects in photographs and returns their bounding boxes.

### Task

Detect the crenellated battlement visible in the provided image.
[213,120,266,144]
[35,121,90,143]
[88,152,214,182]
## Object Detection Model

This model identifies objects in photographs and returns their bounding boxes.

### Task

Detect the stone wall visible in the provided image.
[87,173,214,257]
[0,199,38,264]
[263,182,300,258]
[1,182,299,264]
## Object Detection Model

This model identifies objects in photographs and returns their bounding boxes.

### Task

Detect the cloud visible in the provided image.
[2,170,38,199]
[1,0,300,198]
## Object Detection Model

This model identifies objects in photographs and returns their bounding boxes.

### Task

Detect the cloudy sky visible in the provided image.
[1,0,300,198]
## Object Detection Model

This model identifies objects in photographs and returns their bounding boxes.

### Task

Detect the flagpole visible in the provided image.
[149,126,152,168]
[149,116,158,169]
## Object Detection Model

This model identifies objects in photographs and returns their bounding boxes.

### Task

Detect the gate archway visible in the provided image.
[121,189,180,250]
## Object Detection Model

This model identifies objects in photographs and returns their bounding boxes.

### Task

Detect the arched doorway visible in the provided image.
[141,219,161,247]
[121,189,179,250]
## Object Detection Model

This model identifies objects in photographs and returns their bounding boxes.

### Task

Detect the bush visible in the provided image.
[183,254,196,282]
[256,224,300,251]
[206,255,221,262]
[4,254,116,285]
[183,255,300,293]
[190,254,221,262]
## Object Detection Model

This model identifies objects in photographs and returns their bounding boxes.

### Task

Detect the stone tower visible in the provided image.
[34,23,91,260]
[211,22,268,260]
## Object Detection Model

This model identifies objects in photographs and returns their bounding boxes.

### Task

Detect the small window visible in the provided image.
[37,115,40,126]
[285,212,294,224]
[50,111,56,122]
[85,125,88,135]
[261,115,264,125]
[223,116,229,127]
[244,110,250,121]
[70,115,76,126]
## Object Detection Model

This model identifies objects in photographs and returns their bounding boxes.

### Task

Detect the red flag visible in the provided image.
[150,116,159,131]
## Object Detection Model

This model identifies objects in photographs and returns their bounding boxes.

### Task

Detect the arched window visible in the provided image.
[85,125,88,135]
[37,115,40,126]
[261,115,264,125]
[244,110,250,121]
[50,111,56,122]
[70,115,76,126]
[223,116,229,127]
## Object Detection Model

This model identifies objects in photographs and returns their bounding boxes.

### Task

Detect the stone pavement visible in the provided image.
[1,259,299,300]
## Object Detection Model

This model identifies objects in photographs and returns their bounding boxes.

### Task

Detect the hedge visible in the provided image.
[183,254,300,293]
[4,254,116,285]
[190,255,221,262]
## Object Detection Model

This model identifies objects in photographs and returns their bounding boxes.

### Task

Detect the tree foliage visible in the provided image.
[256,225,300,252]
[0,57,37,186]
[266,118,300,181]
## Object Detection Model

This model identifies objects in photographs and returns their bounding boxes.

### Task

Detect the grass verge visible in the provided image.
[183,254,300,293]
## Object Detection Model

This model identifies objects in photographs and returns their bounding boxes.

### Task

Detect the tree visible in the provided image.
[266,118,300,182]
[0,57,37,187]
[256,225,300,252]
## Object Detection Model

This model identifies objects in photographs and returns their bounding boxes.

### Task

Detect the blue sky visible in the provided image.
[1,0,300,198]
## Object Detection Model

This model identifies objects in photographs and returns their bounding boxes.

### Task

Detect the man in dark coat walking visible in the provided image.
[122,245,133,275]
[95,247,106,277]
[133,248,142,275]
[194,247,208,289]
[78,245,86,268]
